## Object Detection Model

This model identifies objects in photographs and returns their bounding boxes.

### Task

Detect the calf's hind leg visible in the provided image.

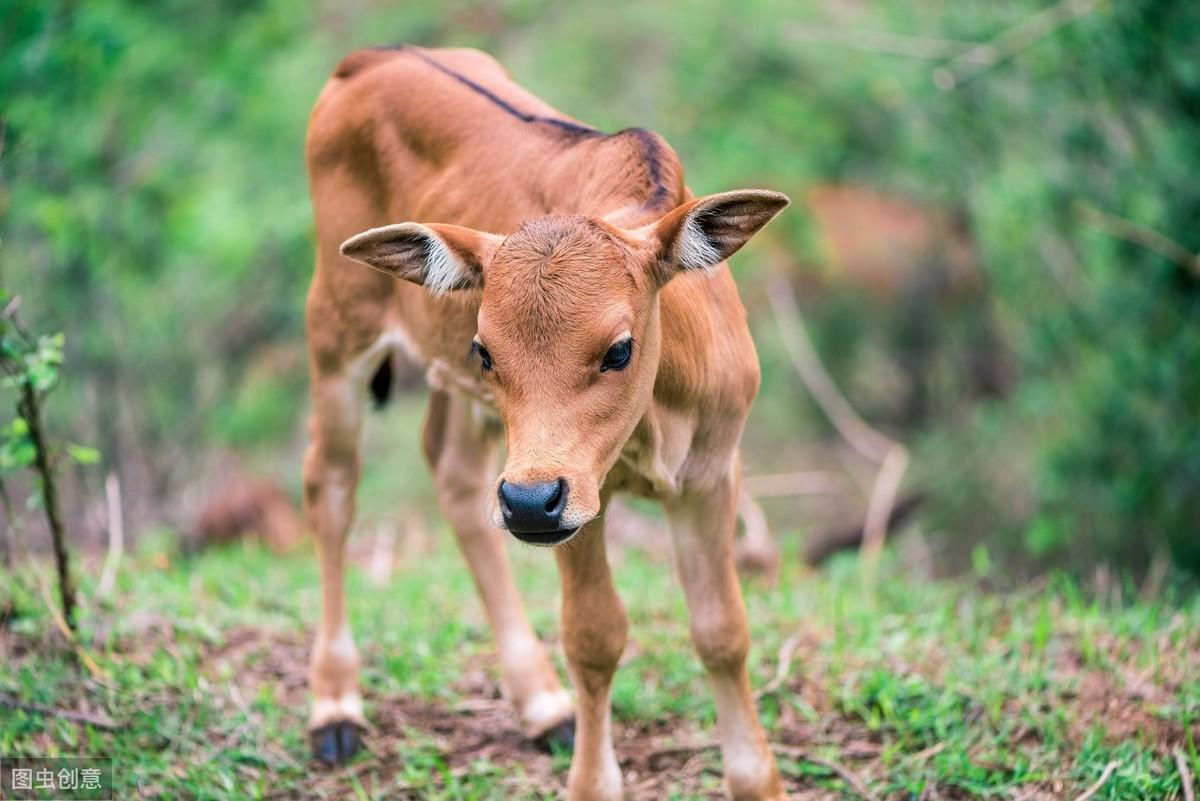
[422,390,575,746]
[304,370,368,764]
[667,475,785,800]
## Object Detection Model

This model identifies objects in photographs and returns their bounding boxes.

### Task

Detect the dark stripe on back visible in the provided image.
[619,127,672,209]
[372,45,673,210]
[379,45,603,138]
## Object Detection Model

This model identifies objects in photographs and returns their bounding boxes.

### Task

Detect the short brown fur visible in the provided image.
[303,46,788,799]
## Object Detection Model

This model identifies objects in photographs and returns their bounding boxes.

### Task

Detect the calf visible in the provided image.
[304,45,789,800]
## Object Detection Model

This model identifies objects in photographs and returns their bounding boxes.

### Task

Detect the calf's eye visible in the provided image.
[600,338,633,372]
[471,341,494,372]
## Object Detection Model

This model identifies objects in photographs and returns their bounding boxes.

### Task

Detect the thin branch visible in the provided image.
[0,692,121,731]
[742,470,845,498]
[644,741,880,801]
[97,471,124,599]
[0,474,12,568]
[774,745,881,801]
[1176,748,1196,801]
[19,377,75,629]
[1078,204,1200,278]
[1072,761,1119,801]
[766,275,898,464]
[754,635,800,699]
[861,444,909,561]
[934,0,1098,90]
[766,275,911,570]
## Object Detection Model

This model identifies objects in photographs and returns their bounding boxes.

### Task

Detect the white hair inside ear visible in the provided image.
[419,229,465,296]
[674,215,724,271]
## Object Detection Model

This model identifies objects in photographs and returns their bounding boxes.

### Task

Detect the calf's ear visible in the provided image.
[340,223,503,294]
[642,190,789,285]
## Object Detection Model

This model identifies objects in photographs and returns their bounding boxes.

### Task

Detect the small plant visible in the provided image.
[0,290,98,630]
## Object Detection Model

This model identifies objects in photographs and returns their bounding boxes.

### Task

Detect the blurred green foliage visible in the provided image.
[1,0,1197,573]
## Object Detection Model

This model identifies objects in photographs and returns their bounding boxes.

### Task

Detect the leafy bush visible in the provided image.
[2,0,1196,573]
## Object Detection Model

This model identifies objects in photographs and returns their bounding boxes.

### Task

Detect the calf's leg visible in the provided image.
[304,371,367,764]
[422,390,574,743]
[666,476,785,800]
[556,513,627,801]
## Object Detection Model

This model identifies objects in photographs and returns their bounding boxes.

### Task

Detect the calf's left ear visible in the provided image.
[644,189,789,285]
[340,222,503,294]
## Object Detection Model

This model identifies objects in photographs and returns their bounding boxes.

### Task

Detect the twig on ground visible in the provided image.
[903,741,947,765]
[1072,760,1118,801]
[767,275,895,464]
[774,744,881,801]
[645,741,719,771]
[0,691,121,730]
[741,470,845,497]
[861,444,908,562]
[754,636,800,699]
[98,472,124,599]
[1176,748,1196,801]
[1078,204,1200,278]
[933,0,1098,90]
[767,275,910,571]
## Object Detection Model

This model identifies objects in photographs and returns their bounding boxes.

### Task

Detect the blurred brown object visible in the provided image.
[194,478,303,553]
[806,184,980,303]
[787,184,1015,420]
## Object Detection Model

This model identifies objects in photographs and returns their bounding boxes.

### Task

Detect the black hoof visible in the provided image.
[535,717,576,755]
[310,720,364,765]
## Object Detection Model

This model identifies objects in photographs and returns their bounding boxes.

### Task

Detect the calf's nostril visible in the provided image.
[544,479,566,514]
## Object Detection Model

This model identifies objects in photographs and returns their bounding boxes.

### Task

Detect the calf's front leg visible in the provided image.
[666,475,785,800]
[303,373,368,764]
[556,512,627,801]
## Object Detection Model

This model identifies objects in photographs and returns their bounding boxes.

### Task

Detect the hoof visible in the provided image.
[534,717,576,755]
[310,720,364,765]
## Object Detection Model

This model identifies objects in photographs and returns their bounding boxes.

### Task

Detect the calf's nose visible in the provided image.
[498,478,567,534]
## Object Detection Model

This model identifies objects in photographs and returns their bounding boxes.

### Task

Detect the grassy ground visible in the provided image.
[1,527,1197,800]
[1,401,1197,799]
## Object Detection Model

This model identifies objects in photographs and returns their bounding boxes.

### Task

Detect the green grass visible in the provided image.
[2,392,1196,799]
[1,530,1197,799]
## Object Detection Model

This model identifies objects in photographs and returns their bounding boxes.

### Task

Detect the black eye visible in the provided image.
[471,341,493,372]
[600,338,633,372]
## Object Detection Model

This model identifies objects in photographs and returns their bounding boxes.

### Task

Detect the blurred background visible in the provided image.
[2,0,1198,581]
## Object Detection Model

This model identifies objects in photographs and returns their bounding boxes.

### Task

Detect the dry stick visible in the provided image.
[933,0,1098,90]
[1071,760,1119,801]
[18,378,76,629]
[754,635,800,699]
[861,444,908,559]
[766,276,909,569]
[97,471,124,599]
[774,744,881,801]
[1078,204,1200,279]
[0,691,121,731]
[0,474,13,569]
[643,741,879,800]
[741,470,845,498]
[1177,748,1197,801]
[767,275,894,463]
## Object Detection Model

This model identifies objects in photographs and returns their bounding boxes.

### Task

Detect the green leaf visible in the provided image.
[67,444,101,465]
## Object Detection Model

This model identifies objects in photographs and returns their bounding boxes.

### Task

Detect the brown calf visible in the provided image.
[304,45,788,800]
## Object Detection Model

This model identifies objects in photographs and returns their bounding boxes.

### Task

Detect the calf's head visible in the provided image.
[341,190,788,546]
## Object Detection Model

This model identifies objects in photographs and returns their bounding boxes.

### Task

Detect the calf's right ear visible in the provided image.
[642,189,790,286]
[340,223,503,294]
